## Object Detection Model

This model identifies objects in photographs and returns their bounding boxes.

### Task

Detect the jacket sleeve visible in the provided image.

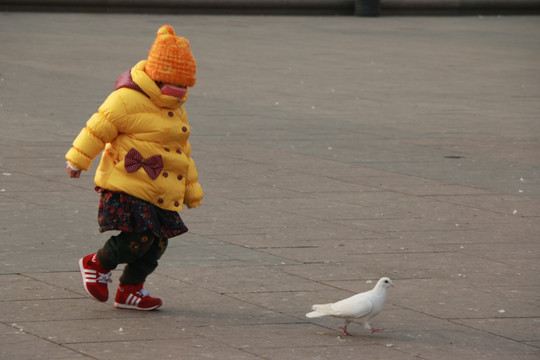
[183,140,204,208]
[65,92,126,171]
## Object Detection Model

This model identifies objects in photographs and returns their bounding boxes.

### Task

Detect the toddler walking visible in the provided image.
[66,25,203,310]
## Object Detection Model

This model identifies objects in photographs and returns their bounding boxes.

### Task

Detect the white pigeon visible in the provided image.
[306,277,394,336]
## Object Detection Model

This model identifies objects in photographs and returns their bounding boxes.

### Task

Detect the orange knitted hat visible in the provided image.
[145,25,196,87]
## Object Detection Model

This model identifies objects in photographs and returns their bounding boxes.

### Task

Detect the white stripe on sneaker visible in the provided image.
[126,294,141,306]
[82,269,98,282]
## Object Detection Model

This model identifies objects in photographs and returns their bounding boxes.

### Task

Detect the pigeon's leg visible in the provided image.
[339,320,353,336]
[371,328,385,333]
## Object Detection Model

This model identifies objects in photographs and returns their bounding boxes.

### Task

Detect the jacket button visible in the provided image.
[168,112,174,117]
[163,172,168,177]
[182,126,188,132]
[177,175,183,180]
[157,198,164,204]
[174,201,180,207]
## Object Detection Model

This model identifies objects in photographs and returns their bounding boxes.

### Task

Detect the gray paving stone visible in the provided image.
[71,337,266,360]
[1,324,87,359]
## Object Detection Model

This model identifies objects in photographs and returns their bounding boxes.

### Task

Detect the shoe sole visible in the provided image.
[78,257,107,302]
[114,302,162,311]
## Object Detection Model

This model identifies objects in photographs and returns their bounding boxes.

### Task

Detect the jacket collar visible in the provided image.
[115,69,146,96]
[115,60,188,109]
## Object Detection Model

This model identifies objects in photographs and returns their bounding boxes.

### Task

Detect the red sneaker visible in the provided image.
[78,253,112,302]
[114,283,162,311]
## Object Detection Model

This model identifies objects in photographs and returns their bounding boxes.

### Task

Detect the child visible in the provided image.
[66,25,203,311]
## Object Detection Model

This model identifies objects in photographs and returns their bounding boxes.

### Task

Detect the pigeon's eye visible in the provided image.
[384,280,388,283]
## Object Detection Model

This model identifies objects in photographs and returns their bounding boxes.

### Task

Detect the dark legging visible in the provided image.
[96,231,168,285]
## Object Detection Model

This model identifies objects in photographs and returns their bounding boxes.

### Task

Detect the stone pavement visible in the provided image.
[1,12,539,360]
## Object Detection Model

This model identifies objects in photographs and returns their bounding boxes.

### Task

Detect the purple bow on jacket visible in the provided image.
[124,148,163,180]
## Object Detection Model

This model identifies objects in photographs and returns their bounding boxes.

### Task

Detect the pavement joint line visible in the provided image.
[1,321,101,359]
[446,319,540,349]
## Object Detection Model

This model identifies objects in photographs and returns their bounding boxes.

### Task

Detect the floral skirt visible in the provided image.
[96,187,188,239]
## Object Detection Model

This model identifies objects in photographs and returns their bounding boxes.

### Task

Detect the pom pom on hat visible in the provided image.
[145,25,196,87]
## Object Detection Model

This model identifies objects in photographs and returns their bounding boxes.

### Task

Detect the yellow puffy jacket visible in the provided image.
[66,60,203,211]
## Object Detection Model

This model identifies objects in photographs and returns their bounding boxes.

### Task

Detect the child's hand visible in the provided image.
[66,162,82,178]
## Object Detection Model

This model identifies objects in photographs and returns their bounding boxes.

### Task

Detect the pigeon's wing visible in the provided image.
[330,293,374,318]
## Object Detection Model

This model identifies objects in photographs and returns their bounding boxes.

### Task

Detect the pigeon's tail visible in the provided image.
[306,304,334,318]
[306,310,326,318]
